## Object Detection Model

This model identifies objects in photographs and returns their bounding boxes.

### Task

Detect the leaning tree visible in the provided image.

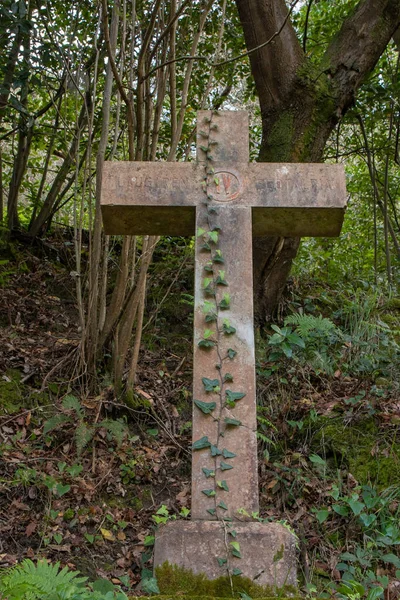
[235,0,400,323]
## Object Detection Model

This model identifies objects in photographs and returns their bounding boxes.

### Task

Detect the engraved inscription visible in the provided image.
[211,171,242,202]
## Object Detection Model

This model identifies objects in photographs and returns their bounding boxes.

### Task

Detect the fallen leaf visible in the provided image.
[100,528,115,542]
[25,522,37,537]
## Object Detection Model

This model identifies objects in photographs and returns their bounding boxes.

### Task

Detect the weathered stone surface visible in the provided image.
[153,520,298,588]
[101,162,346,237]
[192,206,258,520]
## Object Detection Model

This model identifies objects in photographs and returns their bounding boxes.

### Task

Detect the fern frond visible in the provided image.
[62,395,83,417]
[284,313,340,338]
[99,419,129,447]
[0,559,87,599]
[75,422,94,456]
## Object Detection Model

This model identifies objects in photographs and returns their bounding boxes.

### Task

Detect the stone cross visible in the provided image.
[101,111,346,584]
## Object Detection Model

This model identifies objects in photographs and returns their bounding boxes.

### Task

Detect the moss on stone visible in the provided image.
[155,563,298,598]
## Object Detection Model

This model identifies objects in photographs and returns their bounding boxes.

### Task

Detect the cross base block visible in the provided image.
[153,521,297,589]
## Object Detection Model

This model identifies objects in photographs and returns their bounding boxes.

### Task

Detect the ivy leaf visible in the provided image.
[198,339,215,349]
[207,508,216,516]
[203,329,214,339]
[214,177,220,185]
[202,489,216,497]
[208,206,219,214]
[199,130,208,138]
[202,377,220,392]
[203,277,212,289]
[211,224,222,232]
[208,231,219,244]
[193,436,211,450]
[219,293,230,310]
[197,227,206,237]
[201,242,211,252]
[217,480,229,491]
[218,501,228,510]
[217,557,227,567]
[199,145,209,152]
[215,270,228,286]
[229,530,237,537]
[232,568,242,576]
[230,541,241,558]
[211,445,222,456]
[226,390,246,403]
[222,449,236,459]
[227,348,237,359]
[203,300,215,313]
[220,461,233,471]
[202,467,215,478]
[223,323,236,335]
[223,373,233,382]
[205,313,217,323]
[204,262,214,273]
[225,417,242,427]
[213,250,224,264]
[194,400,216,414]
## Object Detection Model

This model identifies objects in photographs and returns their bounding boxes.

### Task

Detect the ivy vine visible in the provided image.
[193,111,247,581]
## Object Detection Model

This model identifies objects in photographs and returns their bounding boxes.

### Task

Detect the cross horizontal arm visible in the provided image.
[101,161,346,237]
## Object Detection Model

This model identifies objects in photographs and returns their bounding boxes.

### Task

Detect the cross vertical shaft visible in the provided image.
[192,112,258,520]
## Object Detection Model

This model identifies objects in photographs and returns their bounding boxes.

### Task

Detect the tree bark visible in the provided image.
[235,0,400,325]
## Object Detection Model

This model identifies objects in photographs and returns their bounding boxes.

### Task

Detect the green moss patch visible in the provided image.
[155,563,298,598]
[314,418,400,489]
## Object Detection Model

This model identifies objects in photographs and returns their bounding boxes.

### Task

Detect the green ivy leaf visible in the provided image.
[203,329,214,339]
[197,227,206,237]
[202,489,216,497]
[226,390,246,402]
[203,277,212,289]
[208,231,219,244]
[194,400,216,414]
[227,348,237,359]
[204,262,214,273]
[202,467,215,478]
[202,377,220,392]
[217,480,229,491]
[198,339,215,349]
[205,313,217,323]
[223,323,236,335]
[215,271,228,286]
[220,461,233,471]
[222,449,236,459]
[213,250,224,264]
[199,130,208,138]
[219,293,230,310]
[223,373,233,382]
[230,541,241,558]
[207,508,216,516]
[225,417,242,427]
[199,145,209,152]
[211,445,222,456]
[193,436,211,450]
[217,557,227,566]
[315,509,330,524]
[201,242,211,252]
[218,501,228,510]
[232,568,242,576]
[229,530,237,537]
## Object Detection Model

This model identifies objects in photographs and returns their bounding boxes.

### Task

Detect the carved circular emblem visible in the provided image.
[210,170,242,202]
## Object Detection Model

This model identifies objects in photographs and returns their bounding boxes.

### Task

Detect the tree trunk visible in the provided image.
[235,0,400,325]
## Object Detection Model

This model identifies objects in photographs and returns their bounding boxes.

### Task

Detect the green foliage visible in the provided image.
[0,559,128,599]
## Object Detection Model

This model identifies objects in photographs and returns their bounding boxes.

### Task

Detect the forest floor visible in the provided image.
[1,236,400,598]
